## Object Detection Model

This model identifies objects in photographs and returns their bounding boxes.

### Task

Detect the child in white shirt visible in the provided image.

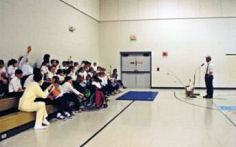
[41,61,50,78]
[19,46,33,76]
[7,59,18,80]
[8,69,24,98]
[0,60,8,96]
[62,76,84,113]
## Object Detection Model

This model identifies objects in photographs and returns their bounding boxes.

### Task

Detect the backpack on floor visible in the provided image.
[95,90,106,108]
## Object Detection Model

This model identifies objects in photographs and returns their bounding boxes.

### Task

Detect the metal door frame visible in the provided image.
[120,51,152,88]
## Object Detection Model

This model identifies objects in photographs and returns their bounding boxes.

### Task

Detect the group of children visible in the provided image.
[0,46,126,121]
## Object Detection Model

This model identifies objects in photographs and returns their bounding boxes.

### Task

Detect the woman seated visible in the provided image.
[18,73,54,130]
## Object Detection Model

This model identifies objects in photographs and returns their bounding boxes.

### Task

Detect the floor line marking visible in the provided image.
[173,92,217,110]
[174,91,235,127]
[212,102,236,127]
[80,101,135,147]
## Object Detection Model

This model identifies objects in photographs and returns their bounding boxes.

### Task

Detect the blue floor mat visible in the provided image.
[116,91,158,101]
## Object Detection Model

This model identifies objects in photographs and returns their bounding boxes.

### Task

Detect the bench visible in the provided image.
[0,97,18,112]
[0,97,56,141]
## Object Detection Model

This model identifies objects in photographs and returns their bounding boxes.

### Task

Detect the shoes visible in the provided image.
[205,96,213,99]
[42,119,50,126]
[34,125,47,130]
[189,95,196,98]
[65,112,72,118]
[203,95,209,98]
[203,95,213,99]
[56,113,66,120]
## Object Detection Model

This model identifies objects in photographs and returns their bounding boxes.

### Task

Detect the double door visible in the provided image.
[121,52,151,88]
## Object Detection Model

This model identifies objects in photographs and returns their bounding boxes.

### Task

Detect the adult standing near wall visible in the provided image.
[204,56,214,99]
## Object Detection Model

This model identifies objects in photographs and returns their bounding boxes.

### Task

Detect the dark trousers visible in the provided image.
[63,93,81,113]
[53,96,70,116]
[0,81,8,97]
[205,74,214,98]
[35,97,70,116]
[21,75,30,87]
[5,92,23,98]
[117,80,124,87]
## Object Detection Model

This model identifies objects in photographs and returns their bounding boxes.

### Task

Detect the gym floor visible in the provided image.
[0,89,235,147]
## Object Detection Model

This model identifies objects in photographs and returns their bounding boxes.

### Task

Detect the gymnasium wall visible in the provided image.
[0,0,100,66]
[1,0,236,88]
[99,0,236,88]
[64,0,100,20]
[100,0,236,20]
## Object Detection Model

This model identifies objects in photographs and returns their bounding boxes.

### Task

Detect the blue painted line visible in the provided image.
[219,105,236,111]
[213,103,236,127]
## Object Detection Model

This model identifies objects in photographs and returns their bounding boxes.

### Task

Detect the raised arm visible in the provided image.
[19,46,32,66]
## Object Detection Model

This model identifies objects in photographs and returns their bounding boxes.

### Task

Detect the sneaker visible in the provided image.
[42,119,50,126]
[78,109,82,113]
[65,112,71,117]
[80,105,85,109]
[56,113,65,120]
[34,125,47,130]
[57,113,62,118]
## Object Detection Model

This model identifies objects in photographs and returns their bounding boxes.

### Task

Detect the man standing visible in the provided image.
[204,56,214,98]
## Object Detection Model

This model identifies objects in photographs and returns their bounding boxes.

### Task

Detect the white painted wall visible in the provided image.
[1,0,236,88]
[0,0,100,66]
[99,0,236,88]
[64,0,100,20]
[100,0,236,20]
[99,19,236,88]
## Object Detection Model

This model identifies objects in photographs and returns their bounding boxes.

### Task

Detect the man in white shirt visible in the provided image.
[204,56,214,98]
[8,69,24,98]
